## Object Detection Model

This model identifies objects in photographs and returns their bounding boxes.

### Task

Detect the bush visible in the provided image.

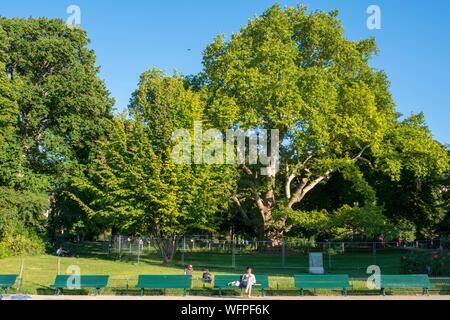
[400,251,450,276]
[0,237,46,259]
[0,187,47,258]
[0,225,45,258]
[0,243,8,259]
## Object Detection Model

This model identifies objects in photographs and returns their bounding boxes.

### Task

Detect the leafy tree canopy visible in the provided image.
[201,4,449,241]
[0,17,114,253]
[71,70,237,262]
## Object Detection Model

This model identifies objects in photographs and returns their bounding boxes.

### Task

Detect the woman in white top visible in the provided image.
[240,266,257,297]
[184,264,193,275]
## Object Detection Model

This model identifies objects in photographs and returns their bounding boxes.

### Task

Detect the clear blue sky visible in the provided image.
[1,0,449,144]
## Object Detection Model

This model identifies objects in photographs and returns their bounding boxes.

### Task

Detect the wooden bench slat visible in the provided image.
[380,275,431,287]
[378,274,432,296]
[51,275,109,289]
[213,275,269,289]
[213,275,269,297]
[294,274,351,296]
[136,275,192,296]
[0,275,17,289]
[136,275,192,289]
[294,274,351,289]
[380,275,432,289]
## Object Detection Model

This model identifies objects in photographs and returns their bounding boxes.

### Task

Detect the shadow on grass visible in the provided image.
[58,242,119,261]
[42,241,411,279]
[112,289,165,296]
[36,287,94,295]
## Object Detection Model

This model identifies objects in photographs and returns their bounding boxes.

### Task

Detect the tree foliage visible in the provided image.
[71,70,237,262]
[201,4,449,242]
[0,9,448,258]
[0,17,114,255]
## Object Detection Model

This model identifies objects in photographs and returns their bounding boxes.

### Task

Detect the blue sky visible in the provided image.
[1,0,449,144]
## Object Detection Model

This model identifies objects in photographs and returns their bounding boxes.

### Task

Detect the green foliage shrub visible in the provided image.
[284,203,394,241]
[0,232,45,259]
[0,187,47,258]
[400,251,450,276]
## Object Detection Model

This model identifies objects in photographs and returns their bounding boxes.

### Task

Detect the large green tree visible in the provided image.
[1,23,49,255]
[71,69,236,262]
[202,5,449,242]
[0,17,114,172]
[0,26,20,186]
[0,17,114,241]
[365,144,450,239]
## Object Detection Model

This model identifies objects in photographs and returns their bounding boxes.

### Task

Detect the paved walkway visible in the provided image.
[2,295,450,300]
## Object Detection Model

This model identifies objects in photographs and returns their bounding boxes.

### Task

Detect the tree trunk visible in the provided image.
[156,237,178,264]
[255,189,285,246]
[251,148,371,245]
[258,208,285,246]
[256,173,330,244]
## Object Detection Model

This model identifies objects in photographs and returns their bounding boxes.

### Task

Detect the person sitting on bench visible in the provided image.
[202,268,212,283]
[184,265,193,276]
[240,266,256,298]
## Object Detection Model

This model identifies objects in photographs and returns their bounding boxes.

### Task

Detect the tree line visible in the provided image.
[0,5,448,261]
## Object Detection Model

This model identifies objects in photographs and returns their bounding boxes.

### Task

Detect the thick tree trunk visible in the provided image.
[254,189,285,246]
[252,174,326,245]
[257,206,286,246]
[156,237,178,264]
[256,173,331,244]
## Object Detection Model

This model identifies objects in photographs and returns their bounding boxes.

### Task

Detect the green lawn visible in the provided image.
[177,250,403,276]
[1,242,449,296]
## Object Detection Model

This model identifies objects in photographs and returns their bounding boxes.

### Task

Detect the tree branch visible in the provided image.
[352,145,371,162]
[287,177,309,208]
[285,173,296,199]
[287,169,333,209]
[287,145,371,209]
[232,194,249,220]
[285,154,313,199]
[240,164,253,176]
[357,157,374,168]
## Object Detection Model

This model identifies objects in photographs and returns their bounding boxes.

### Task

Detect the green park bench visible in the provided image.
[213,275,269,296]
[51,275,109,295]
[294,274,352,296]
[380,274,432,295]
[0,275,18,293]
[136,275,192,296]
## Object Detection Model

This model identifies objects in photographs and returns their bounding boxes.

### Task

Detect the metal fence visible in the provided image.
[99,236,448,275]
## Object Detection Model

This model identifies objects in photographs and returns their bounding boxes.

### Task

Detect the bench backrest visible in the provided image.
[0,274,17,287]
[136,275,192,289]
[214,275,269,288]
[52,275,109,289]
[380,274,431,288]
[294,274,351,289]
